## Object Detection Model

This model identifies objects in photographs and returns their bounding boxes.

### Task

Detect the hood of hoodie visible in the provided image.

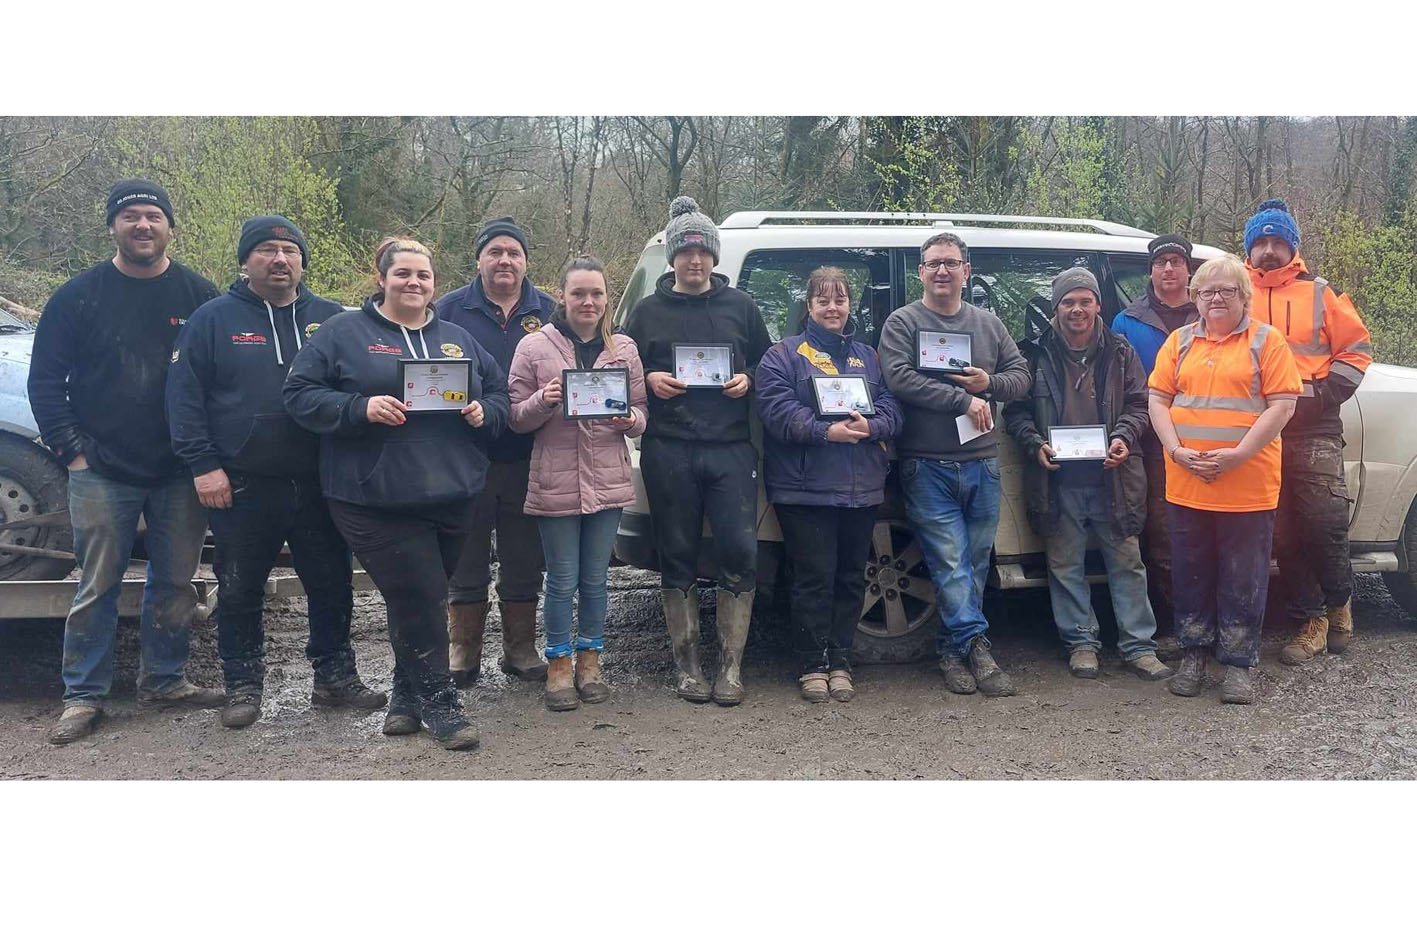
[652,270,730,304]
[1246,254,1308,290]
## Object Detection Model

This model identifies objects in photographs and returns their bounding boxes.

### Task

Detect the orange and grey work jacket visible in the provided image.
[1246,256,1372,439]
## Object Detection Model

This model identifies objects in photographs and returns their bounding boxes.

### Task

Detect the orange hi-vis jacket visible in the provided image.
[1149,315,1302,512]
[1246,256,1372,438]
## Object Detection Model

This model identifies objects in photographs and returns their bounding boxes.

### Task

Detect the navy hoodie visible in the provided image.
[438,276,555,463]
[167,279,345,478]
[282,297,509,509]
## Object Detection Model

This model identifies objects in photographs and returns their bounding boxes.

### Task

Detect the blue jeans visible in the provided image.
[61,468,209,707]
[1043,484,1158,660]
[537,508,623,658]
[901,457,999,659]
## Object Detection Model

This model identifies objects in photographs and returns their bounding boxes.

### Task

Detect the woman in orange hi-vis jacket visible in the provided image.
[1147,255,1301,705]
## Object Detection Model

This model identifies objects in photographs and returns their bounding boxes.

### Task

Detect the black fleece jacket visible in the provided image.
[622,271,772,443]
[282,298,509,509]
[167,279,345,478]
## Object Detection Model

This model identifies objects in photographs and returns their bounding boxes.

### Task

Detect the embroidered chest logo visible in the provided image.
[847,356,866,369]
[230,332,268,345]
[441,343,465,358]
[797,342,838,375]
[171,349,180,363]
[368,343,403,356]
[521,317,542,334]
[304,323,320,338]
[169,316,187,326]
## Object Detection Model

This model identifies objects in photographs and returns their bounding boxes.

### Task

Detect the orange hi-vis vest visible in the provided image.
[1246,256,1372,398]
[1149,315,1301,512]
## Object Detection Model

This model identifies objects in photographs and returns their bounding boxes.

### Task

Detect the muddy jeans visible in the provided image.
[61,468,208,707]
[1274,433,1353,620]
[208,472,355,693]
[1169,503,1274,668]
[639,436,759,595]
[448,458,544,605]
[774,503,878,674]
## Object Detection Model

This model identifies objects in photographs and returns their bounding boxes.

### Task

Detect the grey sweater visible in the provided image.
[878,300,1031,461]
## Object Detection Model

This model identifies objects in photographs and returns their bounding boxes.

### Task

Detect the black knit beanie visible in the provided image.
[474,216,530,259]
[106,178,175,226]
[237,215,309,267]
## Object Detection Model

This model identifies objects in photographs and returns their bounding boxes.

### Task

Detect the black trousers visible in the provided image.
[1274,433,1354,619]
[639,436,759,594]
[208,472,354,692]
[328,498,476,708]
[775,503,879,674]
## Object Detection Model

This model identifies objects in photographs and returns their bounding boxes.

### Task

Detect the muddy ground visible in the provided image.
[2,568,1415,780]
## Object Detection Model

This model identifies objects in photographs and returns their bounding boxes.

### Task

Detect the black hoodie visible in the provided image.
[622,271,772,442]
[167,279,345,477]
[282,297,509,509]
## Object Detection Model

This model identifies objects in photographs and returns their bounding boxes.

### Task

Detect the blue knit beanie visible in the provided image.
[1244,198,1300,255]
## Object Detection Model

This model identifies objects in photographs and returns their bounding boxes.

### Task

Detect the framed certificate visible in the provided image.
[1048,424,1109,461]
[811,375,875,418]
[673,343,734,387]
[400,358,473,411]
[562,368,631,420]
[917,330,973,374]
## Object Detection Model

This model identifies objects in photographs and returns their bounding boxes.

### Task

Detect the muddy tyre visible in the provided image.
[1383,501,1417,622]
[0,434,74,581]
[854,520,936,664]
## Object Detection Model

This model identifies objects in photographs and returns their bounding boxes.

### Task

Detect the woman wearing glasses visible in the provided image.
[1148,255,1301,704]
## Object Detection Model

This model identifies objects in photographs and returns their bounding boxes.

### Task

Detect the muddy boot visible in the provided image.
[448,601,488,687]
[574,649,610,704]
[420,688,481,751]
[137,679,225,708]
[967,635,1016,698]
[1327,601,1354,654]
[712,589,753,706]
[498,600,548,681]
[545,655,580,711]
[939,654,977,694]
[1127,653,1174,681]
[382,669,421,737]
[1279,616,1328,666]
[1219,664,1255,705]
[1068,648,1100,679]
[48,706,102,745]
[662,588,712,703]
[220,689,262,729]
[311,676,388,710]
[1167,647,1207,697]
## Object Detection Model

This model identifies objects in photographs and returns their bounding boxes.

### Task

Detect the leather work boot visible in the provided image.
[1167,647,1207,697]
[712,589,754,706]
[1279,616,1328,666]
[448,601,489,686]
[1068,648,1100,679]
[420,690,481,751]
[382,670,421,737]
[545,655,580,711]
[48,706,102,745]
[967,635,1016,697]
[220,690,262,729]
[1219,664,1256,705]
[137,679,225,708]
[1327,601,1354,654]
[498,600,548,681]
[311,676,388,710]
[662,588,712,703]
[1127,654,1174,681]
[939,654,977,694]
[574,649,610,704]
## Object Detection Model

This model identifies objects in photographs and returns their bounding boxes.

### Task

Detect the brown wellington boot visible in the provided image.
[661,588,712,703]
[574,649,610,704]
[1327,601,1354,654]
[545,656,579,711]
[498,600,548,681]
[1279,615,1328,666]
[448,601,488,687]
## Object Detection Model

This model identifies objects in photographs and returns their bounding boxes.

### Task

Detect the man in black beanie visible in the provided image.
[167,214,385,729]
[29,178,222,745]
[438,216,555,684]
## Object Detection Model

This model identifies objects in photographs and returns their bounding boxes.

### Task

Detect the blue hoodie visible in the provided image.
[167,278,344,478]
[754,318,903,508]
[282,297,509,509]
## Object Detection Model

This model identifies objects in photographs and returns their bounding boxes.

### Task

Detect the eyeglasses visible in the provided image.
[921,258,965,271]
[252,244,303,259]
[1151,256,1188,269]
[1196,286,1240,302]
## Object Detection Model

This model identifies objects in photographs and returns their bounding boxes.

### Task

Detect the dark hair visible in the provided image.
[558,254,615,345]
[920,231,969,264]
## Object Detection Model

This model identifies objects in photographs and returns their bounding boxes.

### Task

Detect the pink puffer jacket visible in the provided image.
[508,325,648,517]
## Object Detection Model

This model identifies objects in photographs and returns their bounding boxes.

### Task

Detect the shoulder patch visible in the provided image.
[304,322,320,338]
[441,342,465,358]
[521,317,542,334]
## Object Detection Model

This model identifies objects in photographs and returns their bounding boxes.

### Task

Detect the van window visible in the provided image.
[905,248,1095,342]
[1109,253,1152,310]
[613,244,667,327]
[738,248,893,344]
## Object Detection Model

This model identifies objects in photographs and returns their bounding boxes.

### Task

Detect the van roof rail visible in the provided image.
[718,210,1154,238]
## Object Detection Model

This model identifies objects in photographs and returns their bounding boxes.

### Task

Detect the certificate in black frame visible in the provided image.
[810,374,875,418]
[561,367,631,420]
[399,357,473,412]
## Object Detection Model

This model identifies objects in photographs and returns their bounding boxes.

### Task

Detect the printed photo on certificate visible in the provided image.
[916,330,972,374]
[1049,424,1109,460]
[563,367,631,419]
[673,343,734,387]
[400,358,472,411]
[811,375,875,417]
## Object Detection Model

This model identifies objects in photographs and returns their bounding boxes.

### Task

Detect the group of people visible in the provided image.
[27,180,1371,751]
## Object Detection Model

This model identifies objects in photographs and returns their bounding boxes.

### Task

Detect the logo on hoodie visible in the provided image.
[304,323,320,338]
[441,343,464,358]
[368,343,402,356]
[521,317,542,334]
[231,332,269,345]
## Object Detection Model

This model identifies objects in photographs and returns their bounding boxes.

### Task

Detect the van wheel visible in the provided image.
[854,520,936,663]
[1383,501,1417,623]
[0,434,75,581]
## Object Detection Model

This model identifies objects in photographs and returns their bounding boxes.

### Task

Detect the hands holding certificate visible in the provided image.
[646,370,750,399]
[366,393,484,428]
[825,410,872,444]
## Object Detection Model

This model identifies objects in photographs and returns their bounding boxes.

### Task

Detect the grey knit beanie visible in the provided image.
[664,196,720,264]
[1051,267,1102,311]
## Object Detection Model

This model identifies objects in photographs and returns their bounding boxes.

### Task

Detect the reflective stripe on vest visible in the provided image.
[1170,320,1271,415]
[1287,278,1331,357]
[1175,424,1251,442]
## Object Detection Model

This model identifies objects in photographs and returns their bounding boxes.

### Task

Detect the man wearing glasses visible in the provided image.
[879,232,1032,698]
[1243,199,1373,665]
[167,215,386,728]
[1112,235,1198,634]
